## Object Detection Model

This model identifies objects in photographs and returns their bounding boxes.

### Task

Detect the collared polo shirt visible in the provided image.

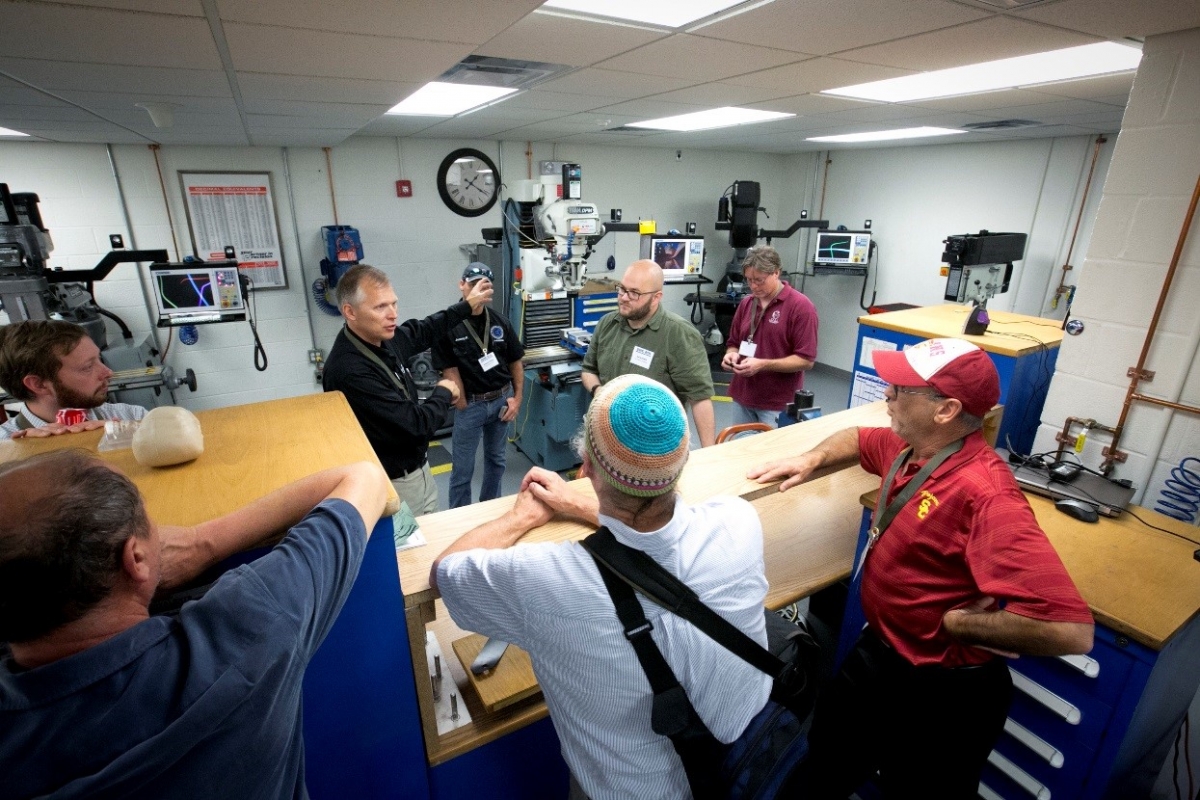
[581,307,713,403]
[726,283,818,410]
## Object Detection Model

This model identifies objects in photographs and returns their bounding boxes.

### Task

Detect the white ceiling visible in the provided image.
[0,0,1196,153]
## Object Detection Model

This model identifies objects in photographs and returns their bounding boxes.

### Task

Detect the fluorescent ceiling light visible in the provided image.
[807,127,967,143]
[540,0,745,28]
[0,126,29,137]
[629,106,793,131]
[387,82,517,116]
[823,42,1142,103]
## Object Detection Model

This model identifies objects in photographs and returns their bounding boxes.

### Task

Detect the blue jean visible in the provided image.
[449,389,511,509]
[732,402,781,428]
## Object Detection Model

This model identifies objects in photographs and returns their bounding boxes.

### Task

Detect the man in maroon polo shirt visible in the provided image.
[720,245,817,427]
[751,337,1094,800]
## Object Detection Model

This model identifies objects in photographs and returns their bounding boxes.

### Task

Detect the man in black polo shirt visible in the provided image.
[432,263,525,508]
[323,264,492,515]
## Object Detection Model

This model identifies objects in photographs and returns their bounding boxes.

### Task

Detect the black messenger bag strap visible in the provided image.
[583,528,787,680]
[589,544,726,800]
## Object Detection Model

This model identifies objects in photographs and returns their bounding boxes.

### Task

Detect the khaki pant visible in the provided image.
[390,462,438,516]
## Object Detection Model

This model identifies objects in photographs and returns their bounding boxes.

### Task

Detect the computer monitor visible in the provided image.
[149,261,247,327]
[813,230,871,266]
[640,235,705,281]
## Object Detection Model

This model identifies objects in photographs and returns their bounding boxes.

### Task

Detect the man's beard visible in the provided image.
[621,302,652,323]
[51,378,107,409]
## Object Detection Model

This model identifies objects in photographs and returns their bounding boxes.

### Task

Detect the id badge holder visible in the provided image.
[739,341,757,358]
[478,352,499,371]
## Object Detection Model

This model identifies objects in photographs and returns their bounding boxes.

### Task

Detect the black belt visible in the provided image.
[860,627,995,672]
[468,389,505,402]
[394,460,428,479]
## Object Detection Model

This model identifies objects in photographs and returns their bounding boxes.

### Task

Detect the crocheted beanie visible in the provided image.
[585,374,690,497]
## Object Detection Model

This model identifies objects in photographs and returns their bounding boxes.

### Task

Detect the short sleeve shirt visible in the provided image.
[726,284,818,410]
[857,428,1093,667]
[581,307,713,403]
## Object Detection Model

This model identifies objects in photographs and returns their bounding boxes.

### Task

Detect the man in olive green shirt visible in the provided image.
[581,259,716,447]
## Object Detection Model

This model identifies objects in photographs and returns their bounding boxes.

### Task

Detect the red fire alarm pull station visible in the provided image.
[396,180,412,198]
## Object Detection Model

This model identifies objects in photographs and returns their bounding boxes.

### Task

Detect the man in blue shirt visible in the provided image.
[0,450,390,800]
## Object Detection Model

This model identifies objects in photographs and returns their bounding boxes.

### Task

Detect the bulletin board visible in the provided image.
[179,171,288,289]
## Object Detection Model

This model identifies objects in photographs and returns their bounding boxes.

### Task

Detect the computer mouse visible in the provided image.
[1055,498,1099,523]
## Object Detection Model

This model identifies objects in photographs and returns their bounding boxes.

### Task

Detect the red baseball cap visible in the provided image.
[872,338,1000,418]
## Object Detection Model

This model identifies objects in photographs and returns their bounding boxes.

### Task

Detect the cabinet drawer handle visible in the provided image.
[1057,653,1100,678]
[1011,669,1082,724]
[1004,719,1065,767]
[988,751,1052,799]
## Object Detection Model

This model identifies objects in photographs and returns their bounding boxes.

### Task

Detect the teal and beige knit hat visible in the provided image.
[585,374,689,497]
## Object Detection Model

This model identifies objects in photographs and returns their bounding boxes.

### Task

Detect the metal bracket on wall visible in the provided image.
[1127,366,1155,381]
[1101,446,1128,463]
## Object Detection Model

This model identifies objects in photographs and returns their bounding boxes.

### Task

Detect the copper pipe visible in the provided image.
[323,147,339,226]
[1056,135,1107,295]
[1053,416,1117,461]
[1130,394,1200,415]
[148,144,181,259]
[1102,170,1200,472]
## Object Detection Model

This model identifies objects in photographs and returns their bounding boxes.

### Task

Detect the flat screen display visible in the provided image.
[814,231,871,265]
[150,261,247,327]
[641,235,705,280]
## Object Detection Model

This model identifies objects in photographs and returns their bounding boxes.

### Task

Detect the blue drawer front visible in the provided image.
[1007,670,1113,752]
[993,728,1096,800]
[1009,640,1132,709]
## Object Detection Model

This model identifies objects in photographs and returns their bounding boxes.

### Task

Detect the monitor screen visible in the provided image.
[150,261,247,327]
[645,236,704,280]
[814,231,871,265]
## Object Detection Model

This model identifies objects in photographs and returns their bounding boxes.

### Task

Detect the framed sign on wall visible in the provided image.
[179,171,288,289]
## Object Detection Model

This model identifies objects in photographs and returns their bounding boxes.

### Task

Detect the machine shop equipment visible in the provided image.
[0,183,194,409]
[941,230,1027,335]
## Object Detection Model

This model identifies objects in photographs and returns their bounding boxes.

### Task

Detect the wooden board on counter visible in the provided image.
[451,635,540,713]
[858,304,1063,357]
[401,401,893,606]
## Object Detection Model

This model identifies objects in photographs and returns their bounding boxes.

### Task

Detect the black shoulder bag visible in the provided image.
[582,528,819,800]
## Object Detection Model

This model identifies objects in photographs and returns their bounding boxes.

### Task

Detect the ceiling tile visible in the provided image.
[696,0,989,56]
[0,4,221,69]
[906,88,1075,113]
[32,1,202,15]
[216,0,544,44]
[1014,0,1200,39]
[724,57,917,95]
[1026,73,1135,102]
[648,81,800,106]
[590,98,708,118]
[537,68,697,99]
[222,23,475,83]
[351,116,444,137]
[596,34,805,82]
[500,89,626,113]
[0,58,233,97]
[236,73,419,107]
[838,16,1101,70]
[744,93,880,116]
[475,12,667,66]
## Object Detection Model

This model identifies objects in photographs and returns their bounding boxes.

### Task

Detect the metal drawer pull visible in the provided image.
[1004,719,1065,767]
[978,781,1005,800]
[1057,653,1100,677]
[1011,670,1082,724]
[988,751,1052,799]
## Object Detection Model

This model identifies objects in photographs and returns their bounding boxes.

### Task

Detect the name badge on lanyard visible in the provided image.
[478,351,499,371]
[630,345,654,369]
[739,341,758,358]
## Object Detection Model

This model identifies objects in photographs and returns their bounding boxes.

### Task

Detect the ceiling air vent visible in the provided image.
[962,119,1043,130]
[438,56,571,90]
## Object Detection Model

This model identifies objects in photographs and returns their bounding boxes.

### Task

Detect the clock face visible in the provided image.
[437,148,500,217]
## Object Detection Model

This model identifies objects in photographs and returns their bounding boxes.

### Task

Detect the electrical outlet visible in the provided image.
[308,349,323,364]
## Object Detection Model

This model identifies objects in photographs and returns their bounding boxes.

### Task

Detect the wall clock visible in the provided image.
[436,148,499,217]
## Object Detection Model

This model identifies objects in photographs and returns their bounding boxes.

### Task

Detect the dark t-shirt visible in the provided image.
[0,499,366,800]
[431,308,524,395]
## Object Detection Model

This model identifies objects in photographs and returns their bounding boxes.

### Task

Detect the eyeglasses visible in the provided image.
[615,284,657,301]
[745,273,774,286]
[888,385,947,401]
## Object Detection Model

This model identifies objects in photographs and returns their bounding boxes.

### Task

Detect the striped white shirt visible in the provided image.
[438,496,772,800]
[1,402,146,439]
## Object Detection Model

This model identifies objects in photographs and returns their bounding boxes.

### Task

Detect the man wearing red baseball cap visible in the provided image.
[751,337,1094,800]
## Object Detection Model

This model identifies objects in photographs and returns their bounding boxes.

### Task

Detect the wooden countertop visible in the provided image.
[0,392,388,525]
[1030,495,1200,651]
[402,401,893,609]
[859,488,1200,651]
[858,304,1063,357]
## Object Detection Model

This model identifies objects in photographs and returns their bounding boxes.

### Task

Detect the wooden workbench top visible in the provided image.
[402,402,893,609]
[858,304,1064,357]
[0,392,387,525]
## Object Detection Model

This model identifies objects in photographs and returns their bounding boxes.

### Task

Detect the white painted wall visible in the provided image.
[788,135,1114,372]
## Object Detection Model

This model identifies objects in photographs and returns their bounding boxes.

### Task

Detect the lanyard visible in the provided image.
[344,326,412,400]
[852,437,964,581]
[461,309,492,356]
[746,285,782,343]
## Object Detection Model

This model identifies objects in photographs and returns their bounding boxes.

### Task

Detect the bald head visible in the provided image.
[624,259,664,292]
[616,260,664,326]
[0,450,149,643]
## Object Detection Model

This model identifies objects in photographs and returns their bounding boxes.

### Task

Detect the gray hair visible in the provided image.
[741,245,782,276]
[335,264,391,310]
